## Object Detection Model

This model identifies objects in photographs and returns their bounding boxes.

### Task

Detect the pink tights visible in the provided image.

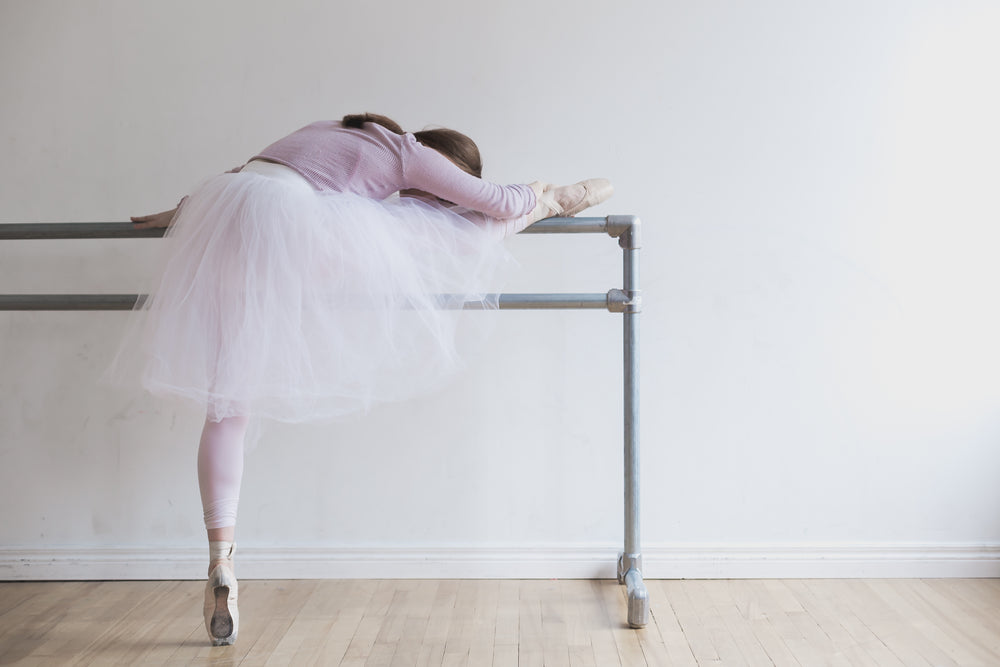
[197,415,248,530]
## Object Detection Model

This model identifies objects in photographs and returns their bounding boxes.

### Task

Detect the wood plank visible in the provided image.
[850,580,935,665]
[741,579,803,667]
[389,580,439,667]
[644,579,698,667]
[872,579,1000,665]
[597,579,645,666]
[516,580,546,667]
[468,580,500,667]
[340,580,396,667]
[704,580,780,666]
[661,579,721,665]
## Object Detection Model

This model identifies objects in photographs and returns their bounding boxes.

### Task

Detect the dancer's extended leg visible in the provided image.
[490,179,614,238]
[527,179,614,224]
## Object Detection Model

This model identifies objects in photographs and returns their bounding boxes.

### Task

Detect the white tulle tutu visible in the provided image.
[110,161,515,422]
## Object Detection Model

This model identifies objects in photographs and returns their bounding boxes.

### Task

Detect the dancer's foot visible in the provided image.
[529,179,614,223]
[554,178,614,217]
[528,189,565,223]
[207,539,235,576]
[208,558,232,577]
[204,542,239,646]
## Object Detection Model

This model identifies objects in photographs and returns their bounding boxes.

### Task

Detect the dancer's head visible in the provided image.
[342,113,483,178]
[410,128,482,179]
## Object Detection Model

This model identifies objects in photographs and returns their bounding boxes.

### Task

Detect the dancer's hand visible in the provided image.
[131,206,179,229]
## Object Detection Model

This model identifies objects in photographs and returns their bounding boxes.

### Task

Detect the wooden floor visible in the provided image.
[1,579,999,665]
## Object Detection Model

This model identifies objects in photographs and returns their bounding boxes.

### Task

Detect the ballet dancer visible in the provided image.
[121,113,613,645]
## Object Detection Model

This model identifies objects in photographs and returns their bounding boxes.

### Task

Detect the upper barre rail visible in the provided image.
[0,223,166,239]
[0,216,639,241]
[0,292,620,311]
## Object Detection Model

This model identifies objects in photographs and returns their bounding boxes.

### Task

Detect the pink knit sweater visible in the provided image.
[251,121,536,220]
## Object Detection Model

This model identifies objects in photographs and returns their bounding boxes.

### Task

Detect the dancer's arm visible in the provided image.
[131,202,182,229]
[400,135,537,219]
[401,181,549,240]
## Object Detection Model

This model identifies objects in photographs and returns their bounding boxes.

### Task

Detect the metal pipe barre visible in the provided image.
[0,215,648,628]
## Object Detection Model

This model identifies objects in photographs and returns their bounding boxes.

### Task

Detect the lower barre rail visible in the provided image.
[0,214,647,627]
[0,293,614,311]
[0,294,139,311]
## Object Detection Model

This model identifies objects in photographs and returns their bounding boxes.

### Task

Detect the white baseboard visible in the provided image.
[642,542,1000,579]
[2,542,998,581]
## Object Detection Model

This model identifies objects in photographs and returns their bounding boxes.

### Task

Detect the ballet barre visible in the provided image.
[0,215,649,628]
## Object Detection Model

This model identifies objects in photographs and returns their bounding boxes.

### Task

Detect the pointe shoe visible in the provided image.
[527,189,565,224]
[559,178,614,217]
[535,190,566,219]
[204,545,238,646]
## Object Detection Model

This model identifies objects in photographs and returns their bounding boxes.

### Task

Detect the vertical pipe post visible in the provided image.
[610,216,648,628]
[624,241,640,557]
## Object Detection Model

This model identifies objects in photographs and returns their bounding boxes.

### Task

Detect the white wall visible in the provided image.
[2,0,1000,579]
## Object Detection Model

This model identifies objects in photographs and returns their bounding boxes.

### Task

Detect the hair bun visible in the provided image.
[341,113,404,134]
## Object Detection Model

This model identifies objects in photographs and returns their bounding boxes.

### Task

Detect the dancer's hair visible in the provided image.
[342,112,404,134]
[342,113,483,179]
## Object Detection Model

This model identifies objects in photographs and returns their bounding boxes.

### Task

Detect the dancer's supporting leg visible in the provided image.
[197,415,248,571]
[197,414,247,645]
